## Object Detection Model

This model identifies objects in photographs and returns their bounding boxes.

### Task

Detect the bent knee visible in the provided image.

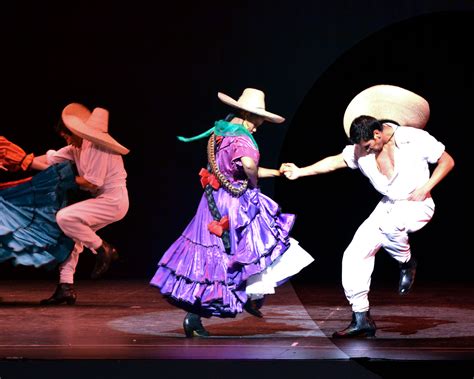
[56,208,81,227]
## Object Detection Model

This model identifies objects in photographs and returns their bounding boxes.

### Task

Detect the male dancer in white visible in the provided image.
[280,85,454,338]
[34,103,130,305]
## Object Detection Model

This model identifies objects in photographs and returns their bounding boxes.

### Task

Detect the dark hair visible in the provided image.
[224,113,235,122]
[225,110,264,123]
[349,115,400,144]
[54,118,72,136]
[240,110,264,123]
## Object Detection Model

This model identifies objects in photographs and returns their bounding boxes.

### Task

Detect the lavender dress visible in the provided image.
[151,134,296,317]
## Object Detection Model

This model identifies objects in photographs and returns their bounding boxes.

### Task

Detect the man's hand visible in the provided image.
[75,176,99,191]
[407,186,430,202]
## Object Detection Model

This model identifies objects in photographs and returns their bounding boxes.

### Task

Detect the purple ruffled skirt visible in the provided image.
[150,187,295,317]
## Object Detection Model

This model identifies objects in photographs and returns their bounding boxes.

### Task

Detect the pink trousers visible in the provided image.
[56,187,129,283]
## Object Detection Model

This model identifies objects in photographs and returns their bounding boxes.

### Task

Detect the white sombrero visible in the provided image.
[61,103,130,155]
[343,85,430,137]
[217,88,285,123]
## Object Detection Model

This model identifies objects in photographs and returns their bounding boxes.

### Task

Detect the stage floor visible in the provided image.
[0,279,472,378]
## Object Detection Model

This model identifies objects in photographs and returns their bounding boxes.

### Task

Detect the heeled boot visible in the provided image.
[91,240,119,279]
[40,283,77,305]
[244,297,265,318]
[399,256,417,295]
[183,312,210,338]
[332,311,376,338]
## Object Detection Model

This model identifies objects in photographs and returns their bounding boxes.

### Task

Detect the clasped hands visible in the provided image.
[279,162,301,180]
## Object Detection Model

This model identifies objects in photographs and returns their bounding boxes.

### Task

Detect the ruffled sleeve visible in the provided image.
[0,136,34,171]
[230,136,260,166]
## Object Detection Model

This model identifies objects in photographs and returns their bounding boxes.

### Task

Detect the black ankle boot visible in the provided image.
[399,257,417,295]
[332,311,376,338]
[40,283,77,305]
[183,313,210,338]
[244,297,264,318]
[91,240,119,279]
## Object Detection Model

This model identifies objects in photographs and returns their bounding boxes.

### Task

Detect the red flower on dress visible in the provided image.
[199,168,220,190]
[208,216,229,237]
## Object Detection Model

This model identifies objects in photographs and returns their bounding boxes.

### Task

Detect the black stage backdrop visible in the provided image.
[2,1,473,284]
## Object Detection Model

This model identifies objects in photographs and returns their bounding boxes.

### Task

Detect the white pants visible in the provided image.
[342,196,435,312]
[57,187,129,284]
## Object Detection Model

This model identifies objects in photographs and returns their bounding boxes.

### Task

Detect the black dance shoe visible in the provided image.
[40,283,77,305]
[91,240,119,279]
[244,298,264,318]
[332,311,376,338]
[399,257,417,295]
[183,312,210,338]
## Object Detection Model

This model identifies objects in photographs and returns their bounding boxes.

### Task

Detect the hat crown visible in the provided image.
[87,108,109,133]
[343,84,430,137]
[61,103,129,155]
[237,88,266,111]
[217,88,285,123]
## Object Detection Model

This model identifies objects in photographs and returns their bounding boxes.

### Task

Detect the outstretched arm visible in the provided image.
[258,166,281,178]
[31,155,50,170]
[408,151,455,201]
[280,153,348,180]
[240,156,282,188]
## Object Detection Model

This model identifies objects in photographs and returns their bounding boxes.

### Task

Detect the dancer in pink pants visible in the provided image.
[34,103,130,305]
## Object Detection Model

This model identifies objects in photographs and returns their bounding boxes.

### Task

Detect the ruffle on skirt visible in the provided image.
[150,187,306,317]
[0,162,77,268]
[227,190,296,284]
[245,237,315,297]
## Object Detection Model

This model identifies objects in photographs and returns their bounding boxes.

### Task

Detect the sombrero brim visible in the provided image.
[343,85,430,137]
[62,104,130,155]
[217,92,285,124]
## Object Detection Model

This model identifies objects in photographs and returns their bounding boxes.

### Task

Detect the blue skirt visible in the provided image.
[0,162,77,268]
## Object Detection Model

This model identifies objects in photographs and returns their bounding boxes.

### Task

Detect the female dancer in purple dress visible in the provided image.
[151,88,314,337]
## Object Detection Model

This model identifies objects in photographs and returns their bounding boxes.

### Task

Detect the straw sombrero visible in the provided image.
[217,88,285,123]
[343,85,430,137]
[61,103,130,155]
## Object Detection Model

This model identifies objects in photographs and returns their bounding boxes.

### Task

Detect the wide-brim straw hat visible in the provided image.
[62,103,130,155]
[343,84,430,137]
[217,88,285,123]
